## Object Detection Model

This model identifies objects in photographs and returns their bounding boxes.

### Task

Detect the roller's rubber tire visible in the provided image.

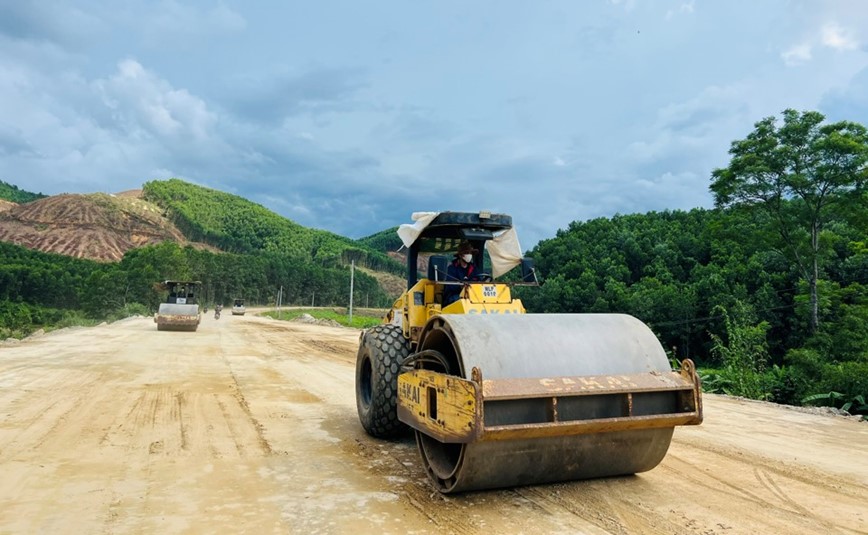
[355,324,411,438]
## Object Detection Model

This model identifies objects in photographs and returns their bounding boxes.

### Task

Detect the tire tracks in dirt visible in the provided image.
[217,329,274,457]
[0,370,102,461]
[515,479,697,535]
[674,436,867,501]
[659,441,862,534]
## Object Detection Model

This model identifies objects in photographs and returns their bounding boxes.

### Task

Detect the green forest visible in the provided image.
[1,109,866,414]
[0,180,47,203]
[0,240,391,336]
[356,226,403,252]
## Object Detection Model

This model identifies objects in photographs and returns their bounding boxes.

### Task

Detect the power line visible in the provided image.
[648,303,799,328]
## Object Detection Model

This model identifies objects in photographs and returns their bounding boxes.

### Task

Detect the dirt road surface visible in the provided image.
[1,313,865,534]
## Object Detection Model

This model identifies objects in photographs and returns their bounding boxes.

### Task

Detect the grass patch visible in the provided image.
[2,313,102,340]
[1,304,154,341]
[261,308,385,329]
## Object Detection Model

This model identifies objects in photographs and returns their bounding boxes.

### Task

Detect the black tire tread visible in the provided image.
[356,324,411,438]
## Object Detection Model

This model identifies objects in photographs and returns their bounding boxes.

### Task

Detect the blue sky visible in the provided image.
[2,1,867,249]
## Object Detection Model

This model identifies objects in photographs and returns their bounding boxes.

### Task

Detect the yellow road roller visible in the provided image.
[154,280,202,331]
[355,212,702,493]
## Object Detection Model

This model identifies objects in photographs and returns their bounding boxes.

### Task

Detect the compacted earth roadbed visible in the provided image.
[0,314,865,534]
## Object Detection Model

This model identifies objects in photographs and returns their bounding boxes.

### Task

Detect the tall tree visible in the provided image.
[710,109,868,332]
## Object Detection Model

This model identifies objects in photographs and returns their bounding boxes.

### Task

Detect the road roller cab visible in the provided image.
[381,211,537,343]
[355,211,703,493]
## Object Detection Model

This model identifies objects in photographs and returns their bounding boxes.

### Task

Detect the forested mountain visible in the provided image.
[357,226,403,252]
[0,180,47,203]
[143,179,402,274]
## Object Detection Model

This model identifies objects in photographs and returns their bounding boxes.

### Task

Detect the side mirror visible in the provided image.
[520,258,537,283]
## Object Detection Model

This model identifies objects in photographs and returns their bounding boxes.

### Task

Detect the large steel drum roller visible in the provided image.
[399,314,702,493]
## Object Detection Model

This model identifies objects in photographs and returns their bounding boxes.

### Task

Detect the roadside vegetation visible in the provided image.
[261,308,385,329]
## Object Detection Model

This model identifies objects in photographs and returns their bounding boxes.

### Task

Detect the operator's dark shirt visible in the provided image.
[444,260,475,305]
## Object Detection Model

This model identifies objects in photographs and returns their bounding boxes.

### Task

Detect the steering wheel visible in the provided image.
[475,273,493,282]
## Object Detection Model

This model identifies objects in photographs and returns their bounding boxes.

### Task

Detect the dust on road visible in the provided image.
[0,314,865,534]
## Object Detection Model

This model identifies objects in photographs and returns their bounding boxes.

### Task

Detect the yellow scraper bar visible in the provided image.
[397,369,481,443]
[397,360,703,444]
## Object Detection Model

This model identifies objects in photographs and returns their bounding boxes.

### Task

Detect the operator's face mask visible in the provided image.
[462,254,473,263]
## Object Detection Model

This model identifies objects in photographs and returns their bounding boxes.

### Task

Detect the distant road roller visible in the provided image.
[154,280,202,331]
[355,212,702,493]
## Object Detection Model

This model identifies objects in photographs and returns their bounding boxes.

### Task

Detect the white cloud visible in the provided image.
[782,21,861,66]
[782,43,813,66]
[0,47,236,196]
[821,23,858,51]
[666,1,695,20]
[95,59,217,142]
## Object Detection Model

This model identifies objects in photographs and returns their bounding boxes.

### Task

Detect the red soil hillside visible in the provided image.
[0,190,208,262]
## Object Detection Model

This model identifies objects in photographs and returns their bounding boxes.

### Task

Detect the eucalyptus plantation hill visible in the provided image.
[142,179,401,273]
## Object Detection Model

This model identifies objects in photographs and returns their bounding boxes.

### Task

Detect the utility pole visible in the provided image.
[277,285,283,319]
[349,260,355,324]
